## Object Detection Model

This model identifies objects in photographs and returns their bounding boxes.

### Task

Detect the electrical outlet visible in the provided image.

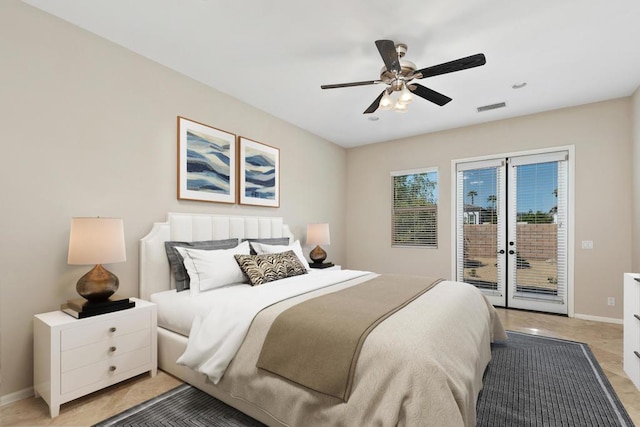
[581,240,593,249]
[607,297,615,306]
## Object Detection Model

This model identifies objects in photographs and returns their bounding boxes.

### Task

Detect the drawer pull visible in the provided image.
[109,346,117,353]
[635,314,640,322]
[109,366,117,372]
[635,351,640,360]
[109,327,117,333]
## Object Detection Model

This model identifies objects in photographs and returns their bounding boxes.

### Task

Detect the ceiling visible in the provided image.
[23,0,640,148]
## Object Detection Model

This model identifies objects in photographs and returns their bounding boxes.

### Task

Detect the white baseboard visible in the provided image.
[573,313,623,324]
[0,387,33,407]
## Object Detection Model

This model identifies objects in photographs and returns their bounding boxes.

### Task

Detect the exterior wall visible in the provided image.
[464,224,557,260]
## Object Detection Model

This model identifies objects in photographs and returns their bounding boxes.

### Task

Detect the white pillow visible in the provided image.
[251,240,311,270]
[176,241,251,295]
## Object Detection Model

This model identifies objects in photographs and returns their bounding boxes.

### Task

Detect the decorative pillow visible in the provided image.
[234,250,308,286]
[165,238,239,291]
[242,237,290,255]
[250,240,311,270]
[176,241,251,295]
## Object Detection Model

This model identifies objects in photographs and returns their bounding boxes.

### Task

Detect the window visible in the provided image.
[391,168,438,248]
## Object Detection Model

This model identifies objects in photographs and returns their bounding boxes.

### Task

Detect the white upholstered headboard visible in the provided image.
[139,213,295,300]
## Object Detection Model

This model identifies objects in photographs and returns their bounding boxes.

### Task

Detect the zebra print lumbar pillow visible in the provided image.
[234,250,308,286]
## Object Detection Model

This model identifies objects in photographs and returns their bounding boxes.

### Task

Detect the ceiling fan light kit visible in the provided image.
[394,101,408,113]
[321,40,486,114]
[379,90,393,110]
[399,84,413,103]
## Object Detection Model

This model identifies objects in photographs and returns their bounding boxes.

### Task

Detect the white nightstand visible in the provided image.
[33,298,157,417]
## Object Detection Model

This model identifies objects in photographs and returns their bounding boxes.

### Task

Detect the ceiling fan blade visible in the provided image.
[410,83,452,106]
[321,80,381,89]
[415,53,486,79]
[363,90,387,114]
[375,39,401,74]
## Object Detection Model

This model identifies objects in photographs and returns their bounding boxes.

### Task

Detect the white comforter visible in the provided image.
[177,270,372,383]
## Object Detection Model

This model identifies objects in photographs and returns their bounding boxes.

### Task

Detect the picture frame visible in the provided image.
[238,136,280,207]
[177,116,236,204]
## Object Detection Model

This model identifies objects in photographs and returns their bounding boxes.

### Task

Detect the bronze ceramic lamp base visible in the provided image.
[309,245,327,264]
[306,223,331,266]
[76,264,119,302]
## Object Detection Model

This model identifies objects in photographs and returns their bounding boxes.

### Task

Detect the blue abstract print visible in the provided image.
[244,147,275,199]
[186,130,230,195]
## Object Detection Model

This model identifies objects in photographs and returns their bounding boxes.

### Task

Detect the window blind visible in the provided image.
[391,168,438,248]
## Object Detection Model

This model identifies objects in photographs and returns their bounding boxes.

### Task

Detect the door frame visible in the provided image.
[450,145,575,317]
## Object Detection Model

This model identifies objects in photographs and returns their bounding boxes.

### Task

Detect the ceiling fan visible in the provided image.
[320,40,486,114]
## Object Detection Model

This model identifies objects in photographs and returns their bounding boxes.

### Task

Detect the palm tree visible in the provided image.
[487,195,497,224]
[487,195,497,210]
[467,190,478,205]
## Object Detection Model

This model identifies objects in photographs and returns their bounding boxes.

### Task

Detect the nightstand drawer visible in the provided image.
[61,346,151,394]
[61,328,151,373]
[61,310,150,351]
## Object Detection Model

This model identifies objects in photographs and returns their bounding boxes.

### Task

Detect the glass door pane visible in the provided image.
[456,160,506,307]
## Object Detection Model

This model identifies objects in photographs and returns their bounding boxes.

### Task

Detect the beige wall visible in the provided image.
[346,98,633,319]
[0,1,346,398]
[632,86,640,272]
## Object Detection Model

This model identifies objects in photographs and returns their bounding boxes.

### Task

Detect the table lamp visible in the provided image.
[306,223,330,265]
[67,217,126,302]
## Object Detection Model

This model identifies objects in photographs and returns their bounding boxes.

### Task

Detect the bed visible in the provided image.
[140,213,506,427]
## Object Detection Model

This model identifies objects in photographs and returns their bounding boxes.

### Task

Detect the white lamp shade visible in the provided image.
[306,223,330,246]
[399,84,413,103]
[379,91,393,110]
[68,217,126,265]
[393,101,408,113]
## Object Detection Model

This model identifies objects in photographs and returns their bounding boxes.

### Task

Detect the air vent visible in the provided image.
[477,102,506,112]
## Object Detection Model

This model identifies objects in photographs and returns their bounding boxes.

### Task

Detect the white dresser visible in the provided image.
[34,298,157,417]
[624,273,640,390]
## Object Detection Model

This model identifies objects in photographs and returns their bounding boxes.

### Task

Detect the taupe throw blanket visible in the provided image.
[256,274,443,401]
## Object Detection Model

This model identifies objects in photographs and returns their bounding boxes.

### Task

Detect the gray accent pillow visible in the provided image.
[242,237,290,255]
[165,239,239,291]
[234,250,307,286]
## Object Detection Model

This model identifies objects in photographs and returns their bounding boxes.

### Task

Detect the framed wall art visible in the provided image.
[177,116,236,203]
[238,137,280,207]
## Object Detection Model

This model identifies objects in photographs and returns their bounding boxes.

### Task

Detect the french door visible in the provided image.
[455,150,569,314]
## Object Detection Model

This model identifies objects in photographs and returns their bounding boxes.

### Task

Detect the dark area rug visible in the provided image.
[477,331,634,426]
[94,383,265,427]
[95,331,634,427]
